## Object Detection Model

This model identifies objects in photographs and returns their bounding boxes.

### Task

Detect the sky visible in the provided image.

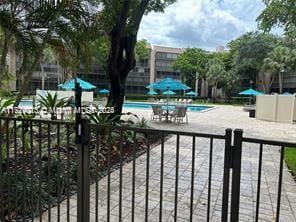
[138,0,267,51]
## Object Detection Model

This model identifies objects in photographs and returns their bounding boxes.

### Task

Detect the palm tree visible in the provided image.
[263,46,296,94]
[207,58,226,100]
[38,92,67,120]
[40,47,56,90]
[7,0,93,107]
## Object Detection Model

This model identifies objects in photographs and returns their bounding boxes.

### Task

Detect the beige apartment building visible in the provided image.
[5,43,295,97]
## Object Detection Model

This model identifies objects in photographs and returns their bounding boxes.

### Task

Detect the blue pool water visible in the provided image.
[123,102,213,112]
[18,100,213,112]
[19,100,33,107]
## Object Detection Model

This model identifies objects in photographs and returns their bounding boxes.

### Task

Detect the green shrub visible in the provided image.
[135,117,149,128]
[1,172,48,220]
[285,147,296,177]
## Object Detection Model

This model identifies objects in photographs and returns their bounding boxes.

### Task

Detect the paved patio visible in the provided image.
[39,105,296,221]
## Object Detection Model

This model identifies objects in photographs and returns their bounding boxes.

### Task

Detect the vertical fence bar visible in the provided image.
[230,129,243,222]
[14,120,18,220]
[221,129,232,222]
[190,136,196,222]
[275,146,285,222]
[0,119,3,221]
[66,125,70,222]
[38,122,42,222]
[159,134,165,222]
[30,121,34,222]
[145,134,150,222]
[57,123,61,222]
[21,121,26,222]
[119,129,123,222]
[47,123,51,221]
[174,134,180,222]
[255,144,263,222]
[131,131,137,222]
[207,137,214,222]
[77,119,90,222]
[95,128,99,222]
[107,128,111,222]
[6,120,11,221]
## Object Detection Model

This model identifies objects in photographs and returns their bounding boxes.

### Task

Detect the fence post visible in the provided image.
[221,128,232,222]
[230,129,243,222]
[75,80,90,222]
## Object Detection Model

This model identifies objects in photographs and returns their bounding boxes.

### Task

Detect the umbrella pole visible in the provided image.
[249,95,251,105]
[166,95,169,122]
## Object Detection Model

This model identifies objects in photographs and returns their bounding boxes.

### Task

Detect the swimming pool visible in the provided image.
[123,102,213,112]
[19,99,34,107]
[18,100,213,112]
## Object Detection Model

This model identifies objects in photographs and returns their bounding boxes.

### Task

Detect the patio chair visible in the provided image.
[188,99,193,104]
[151,104,165,121]
[172,106,188,124]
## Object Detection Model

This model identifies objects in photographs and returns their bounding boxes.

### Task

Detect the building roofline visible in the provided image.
[152,45,184,53]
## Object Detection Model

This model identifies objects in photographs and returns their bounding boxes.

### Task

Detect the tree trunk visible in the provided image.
[107,35,137,119]
[14,27,53,107]
[201,78,208,97]
[14,51,44,107]
[279,71,283,94]
[0,30,11,88]
[106,0,149,119]
[40,63,46,90]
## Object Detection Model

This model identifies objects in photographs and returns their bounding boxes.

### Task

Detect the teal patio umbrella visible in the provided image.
[99,89,110,94]
[163,90,176,105]
[162,90,176,121]
[147,90,158,95]
[147,77,191,91]
[59,77,96,90]
[163,90,176,95]
[186,91,198,96]
[239,88,264,105]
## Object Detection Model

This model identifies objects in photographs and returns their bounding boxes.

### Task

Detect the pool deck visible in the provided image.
[38,105,296,222]
[132,105,296,142]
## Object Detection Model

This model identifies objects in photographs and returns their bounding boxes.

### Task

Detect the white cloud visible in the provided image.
[138,0,265,50]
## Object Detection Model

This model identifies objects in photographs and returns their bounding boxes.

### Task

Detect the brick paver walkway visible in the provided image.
[38,106,296,221]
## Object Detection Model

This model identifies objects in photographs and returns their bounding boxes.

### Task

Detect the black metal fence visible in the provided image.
[240,136,296,222]
[0,117,76,222]
[0,116,296,222]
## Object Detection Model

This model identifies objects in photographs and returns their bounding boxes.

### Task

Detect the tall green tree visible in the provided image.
[257,0,296,38]
[207,57,227,99]
[263,46,296,94]
[98,0,176,118]
[173,48,209,92]
[11,0,96,106]
[0,1,22,90]
[207,51,237,101]
[228,31,278,87]
[135,39,150,60]
[221,70,239,103]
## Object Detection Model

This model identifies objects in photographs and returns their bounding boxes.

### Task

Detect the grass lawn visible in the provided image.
[285,147,296,177]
